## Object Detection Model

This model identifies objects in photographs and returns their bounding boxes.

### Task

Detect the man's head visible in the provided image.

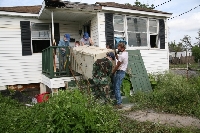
[106,44,112,49]
[83,32,89,40]
[106,52,115,60]
[64,34,70,41]
[75,41,80,47]
[117,42,126,52]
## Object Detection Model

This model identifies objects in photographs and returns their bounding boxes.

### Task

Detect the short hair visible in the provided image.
[75,41,80,45]
[117,42,126,49]
[106,43,112,49]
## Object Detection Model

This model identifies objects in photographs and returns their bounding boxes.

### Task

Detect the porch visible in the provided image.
[38,1,101,89]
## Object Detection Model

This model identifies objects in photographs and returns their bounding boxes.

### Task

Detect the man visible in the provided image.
[112,42,128,109]
[92,52,115,101]
[105,43,116,98]
[57,33,70,71]
[80,32,94,46]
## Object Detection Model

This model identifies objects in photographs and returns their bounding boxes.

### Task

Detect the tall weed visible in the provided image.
[130,73,200,118]
[0,89,121,133]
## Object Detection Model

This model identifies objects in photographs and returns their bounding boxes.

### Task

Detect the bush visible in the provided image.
[0,89,121,133]
[130,73,200,119]
[192,45,200,62]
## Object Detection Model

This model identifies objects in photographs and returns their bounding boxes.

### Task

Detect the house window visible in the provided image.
[111,15,164,49]
[114,15,124,32]
[127,17,147,47]
[149,19,159,48]
[31,23,51,53]
[113,15,126,47]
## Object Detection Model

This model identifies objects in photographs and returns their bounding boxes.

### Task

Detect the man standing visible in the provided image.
[57,33,70,71]
[92,52,115,101]
[112,43,128,109]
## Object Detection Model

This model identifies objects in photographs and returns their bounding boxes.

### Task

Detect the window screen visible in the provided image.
[127,17,147,47]
[127,17,147,32]
[31,23,50,39]
[128,32,147,47]
[149,19,158,34]
[113,15,124,31]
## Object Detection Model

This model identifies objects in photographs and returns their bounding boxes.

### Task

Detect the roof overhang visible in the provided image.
[0,11,38,18]
[38,1,100,21]
[102,6,172,18]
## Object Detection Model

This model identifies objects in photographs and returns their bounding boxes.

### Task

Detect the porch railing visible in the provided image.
[42,46,71,78]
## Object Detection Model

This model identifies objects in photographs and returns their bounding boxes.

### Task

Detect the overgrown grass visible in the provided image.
[1,87,200,132]
[130,73,200,119]
[169,63,199,69]
[0,89,120,133]
[120,116,200,133]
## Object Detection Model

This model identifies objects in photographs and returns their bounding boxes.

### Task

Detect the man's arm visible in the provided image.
[114,49,119,60]
[81,41,84,46]
[89,38,94,46]
[112,60,122,74]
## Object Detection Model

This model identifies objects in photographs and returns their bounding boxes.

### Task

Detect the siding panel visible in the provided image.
[97,12,106,48]
[140,50,169,73]
[91,15,99,46]
[0,16,80,86]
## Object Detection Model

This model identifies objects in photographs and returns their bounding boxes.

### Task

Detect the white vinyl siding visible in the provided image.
[91,15,99,46]
[97,12,106,48]
[97,12,169,73]
[0,15,80,86]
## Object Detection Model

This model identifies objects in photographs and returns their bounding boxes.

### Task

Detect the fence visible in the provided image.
[170,56,195,64]
[42,46,71,78]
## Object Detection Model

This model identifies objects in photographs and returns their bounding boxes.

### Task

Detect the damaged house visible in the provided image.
[0,1,172,92]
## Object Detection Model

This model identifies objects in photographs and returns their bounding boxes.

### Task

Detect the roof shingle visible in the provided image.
[0,2,172,15]
[95,2,172,15]
[0,5,41,14]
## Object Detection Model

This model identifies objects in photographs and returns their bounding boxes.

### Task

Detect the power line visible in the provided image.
[154,0,172,8]
[168,4,200,20]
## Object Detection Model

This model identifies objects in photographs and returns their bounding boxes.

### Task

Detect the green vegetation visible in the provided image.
[1,72,200,132]
[192,45,200,62]
[125,0,155,9]
[169,63,199,69]
[130,73,200,119]
[121,73,131,97]
[0,90,120,133]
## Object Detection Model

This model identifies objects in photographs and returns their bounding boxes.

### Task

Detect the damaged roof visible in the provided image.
[95,2,172,14]
[0,1,172,15]
[0,5,41,14]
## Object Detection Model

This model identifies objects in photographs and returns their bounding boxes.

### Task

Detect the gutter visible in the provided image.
[0,11,38,18]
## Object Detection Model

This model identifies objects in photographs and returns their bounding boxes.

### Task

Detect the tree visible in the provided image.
[168,41,183,57]
[191,46,200,62]
[195,29,200,47]
[181,35,193,51]
[191,29,200,62]
[125,0,155,9]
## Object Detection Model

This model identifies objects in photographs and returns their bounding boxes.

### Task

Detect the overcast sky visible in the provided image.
[0,0,200,45]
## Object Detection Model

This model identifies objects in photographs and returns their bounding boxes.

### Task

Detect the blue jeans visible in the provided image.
[114,70,125,105]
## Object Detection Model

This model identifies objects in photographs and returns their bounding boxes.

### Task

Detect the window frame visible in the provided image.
[113,14,165,50]
[30,22,52,54]
[113,14,126,48]
[149,18,160,49]
[126,16,148,48]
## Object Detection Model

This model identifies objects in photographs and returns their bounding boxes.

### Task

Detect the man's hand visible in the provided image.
[61,48,66,51]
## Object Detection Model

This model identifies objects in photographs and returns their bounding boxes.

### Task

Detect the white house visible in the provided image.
[0,1,172,92]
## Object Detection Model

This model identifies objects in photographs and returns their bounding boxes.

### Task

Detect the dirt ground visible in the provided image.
[124,110,200,129]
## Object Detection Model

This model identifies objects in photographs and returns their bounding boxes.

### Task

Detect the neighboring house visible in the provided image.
[0,1,172,92]
[170,51,192,58]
